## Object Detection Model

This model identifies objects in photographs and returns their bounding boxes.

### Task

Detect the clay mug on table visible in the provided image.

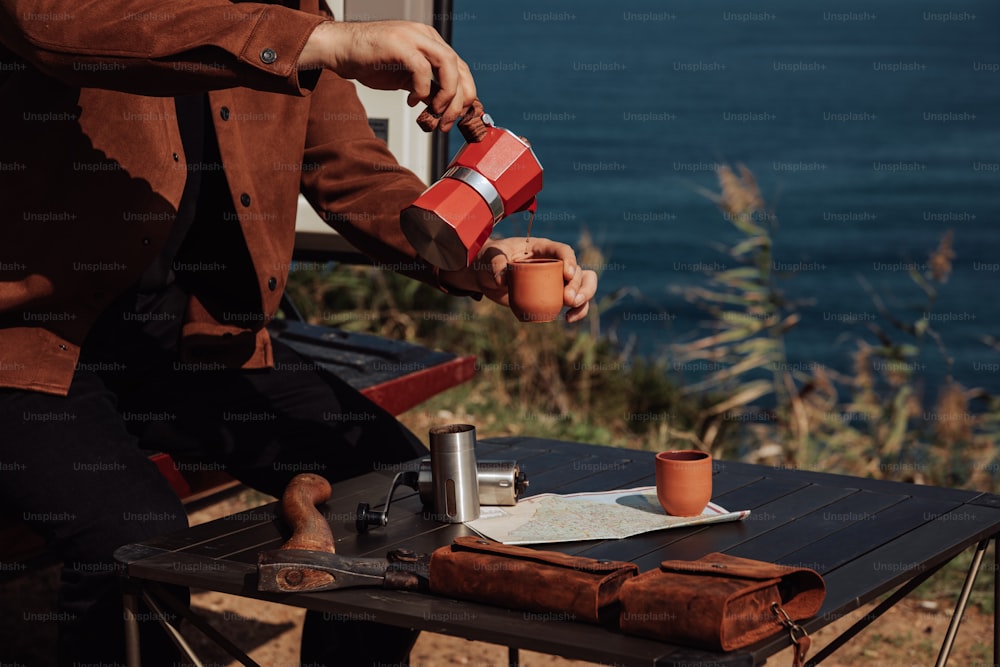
[655,450,713,517]
[506,258,564,323]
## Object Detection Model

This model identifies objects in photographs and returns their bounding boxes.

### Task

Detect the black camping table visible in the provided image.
[115,436,1000,666]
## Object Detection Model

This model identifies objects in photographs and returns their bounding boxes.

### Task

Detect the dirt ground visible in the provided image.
[2,489,995,667]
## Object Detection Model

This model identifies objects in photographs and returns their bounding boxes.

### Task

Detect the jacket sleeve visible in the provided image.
[299,70,458,290]
[0,0,328,95]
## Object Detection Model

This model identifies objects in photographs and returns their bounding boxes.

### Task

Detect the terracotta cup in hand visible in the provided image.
[655,450,713,516]
[506,258,564,323]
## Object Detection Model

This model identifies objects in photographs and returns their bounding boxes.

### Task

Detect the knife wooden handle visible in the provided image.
[279,473,335,554]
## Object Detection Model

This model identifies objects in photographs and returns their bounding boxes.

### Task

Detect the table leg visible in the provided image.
[141,589,208,667]
[144,582,261,667]
[934,538,990,667]
[508,645,520,666]
[807,558,945,664]
[122,581,143,667]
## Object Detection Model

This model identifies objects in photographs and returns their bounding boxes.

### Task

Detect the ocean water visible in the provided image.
[451,0,1000,400]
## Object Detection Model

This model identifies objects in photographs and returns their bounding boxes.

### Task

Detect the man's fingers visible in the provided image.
[489,253,510,287]
[390,25,477,127]
[429,58,459,117]
[524,238,579,276]
[565,270,597,322]
[576,269,598,306]
[566,301,590,324]
[421,50,476,129]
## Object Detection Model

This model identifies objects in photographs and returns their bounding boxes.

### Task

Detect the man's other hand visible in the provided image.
[440,238,599,324]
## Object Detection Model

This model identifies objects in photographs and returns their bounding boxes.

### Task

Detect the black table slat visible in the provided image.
[525,456,638,494]
[182,520,286,561]
[971,494,1000,510]
[710,476,809,512]
[779,496,962,574]
[478,441,580,465]
[534,454,652,495]
[710,470,768,499]
[506,452,603,491]
[140,503,281,552]
[817,504,1000,617]
[721,460,974,504]
[473,441,517,459]
[726,489,909,565]
[326,467,409,502]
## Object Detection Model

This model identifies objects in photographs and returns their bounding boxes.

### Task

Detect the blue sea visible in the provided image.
[452,0,1000,401]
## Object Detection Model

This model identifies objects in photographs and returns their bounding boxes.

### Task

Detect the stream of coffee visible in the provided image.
[523,209,535,259]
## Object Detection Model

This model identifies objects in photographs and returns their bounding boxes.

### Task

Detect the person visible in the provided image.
[0,2,598,666]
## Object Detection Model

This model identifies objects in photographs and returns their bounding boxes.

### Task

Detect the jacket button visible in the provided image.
[173,153,179,162]
[240,193,251,207]
[267,277,278,291]
[220,107,230,121]
[260,48,277,64]
[142,237,151,246]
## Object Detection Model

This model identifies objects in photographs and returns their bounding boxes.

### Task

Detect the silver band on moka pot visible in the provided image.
[429,424,480,523]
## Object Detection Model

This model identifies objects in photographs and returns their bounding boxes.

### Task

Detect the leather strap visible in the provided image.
[773,603,811,667]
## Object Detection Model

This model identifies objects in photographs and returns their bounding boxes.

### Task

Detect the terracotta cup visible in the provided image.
[655,450,713,516]
[506,258,564,323]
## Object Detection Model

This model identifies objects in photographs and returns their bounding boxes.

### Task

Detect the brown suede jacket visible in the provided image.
[0,0,442,396]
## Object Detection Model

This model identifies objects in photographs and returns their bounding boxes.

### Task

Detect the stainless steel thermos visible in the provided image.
[429,424,480,523]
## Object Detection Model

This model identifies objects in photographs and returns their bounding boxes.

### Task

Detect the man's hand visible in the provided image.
[300,20,475,132]
[440,238,599,324]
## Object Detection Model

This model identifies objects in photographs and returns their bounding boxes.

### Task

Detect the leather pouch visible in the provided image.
[429,536,639,624]
[619,552,825,655]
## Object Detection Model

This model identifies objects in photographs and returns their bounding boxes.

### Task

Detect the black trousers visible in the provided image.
[0,283,426,666]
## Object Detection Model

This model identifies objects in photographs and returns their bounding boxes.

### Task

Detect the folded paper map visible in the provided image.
[466,486,750,545]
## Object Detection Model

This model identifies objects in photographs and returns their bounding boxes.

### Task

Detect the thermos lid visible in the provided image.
[429,423,477,452]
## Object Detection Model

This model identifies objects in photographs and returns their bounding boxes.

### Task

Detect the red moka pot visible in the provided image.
[402,121,544,271]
